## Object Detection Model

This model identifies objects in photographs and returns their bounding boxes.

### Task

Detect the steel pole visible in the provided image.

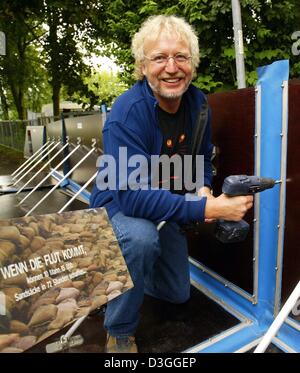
[231,0,246,88]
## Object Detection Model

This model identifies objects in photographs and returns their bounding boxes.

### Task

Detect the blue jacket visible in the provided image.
[90,79,213,224]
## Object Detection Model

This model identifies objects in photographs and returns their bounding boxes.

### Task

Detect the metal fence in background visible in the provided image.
[0,120,27,152]
[0,112,103,153]
[0,117,69,152]
[0,117,56,152]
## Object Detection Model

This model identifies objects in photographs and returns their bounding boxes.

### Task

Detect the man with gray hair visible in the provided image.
[90,14,253,353]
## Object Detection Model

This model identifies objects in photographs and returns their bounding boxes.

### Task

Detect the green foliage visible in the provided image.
[193,74,223,93]
[1,0,300,120]
[93,0,300,92]
[0,0,45,119]
[24,47,53,114]
[71,70,128,108]
[43,0,103,115]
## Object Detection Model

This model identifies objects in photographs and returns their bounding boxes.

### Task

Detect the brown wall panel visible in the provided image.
[281,80,300,322]
[187,88,256,293]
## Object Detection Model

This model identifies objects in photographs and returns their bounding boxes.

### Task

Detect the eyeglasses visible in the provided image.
[144,54,192,66]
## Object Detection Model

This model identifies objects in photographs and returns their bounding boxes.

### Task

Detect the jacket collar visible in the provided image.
[141,78,157,106]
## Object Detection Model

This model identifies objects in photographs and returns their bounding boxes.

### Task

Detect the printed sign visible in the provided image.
[0,208,133,352]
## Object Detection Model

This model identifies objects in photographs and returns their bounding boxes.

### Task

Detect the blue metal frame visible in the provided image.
[65,177,91,203]
[187,60,300,353]
[51,169,91,203]
[50,60,299,352]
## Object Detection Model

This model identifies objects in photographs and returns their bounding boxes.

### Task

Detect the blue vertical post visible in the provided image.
[256,60,289,326]
[101,104,107,127]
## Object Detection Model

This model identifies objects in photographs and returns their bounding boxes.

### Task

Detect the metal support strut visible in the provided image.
[12,140,54,181]
[11,140,51,177]
[254,281,300,353]
[18,140,81,205]
[25,139,97,216]
[58,171,98,213]
[16,140,69,195]
[45,314,86,353]
[13,140,61,186]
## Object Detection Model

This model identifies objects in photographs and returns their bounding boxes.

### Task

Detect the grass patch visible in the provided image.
[0,144,25,174]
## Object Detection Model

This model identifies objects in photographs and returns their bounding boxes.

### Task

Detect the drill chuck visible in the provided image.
[222,175,277,196]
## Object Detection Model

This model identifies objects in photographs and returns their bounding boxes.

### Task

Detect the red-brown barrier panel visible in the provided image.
[281,80,300,322]
[187,88,255,294]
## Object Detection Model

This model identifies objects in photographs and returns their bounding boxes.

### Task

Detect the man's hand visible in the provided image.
[204,193,253,221]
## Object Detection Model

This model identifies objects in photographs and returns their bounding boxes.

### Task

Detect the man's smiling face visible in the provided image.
[142,33,193,110]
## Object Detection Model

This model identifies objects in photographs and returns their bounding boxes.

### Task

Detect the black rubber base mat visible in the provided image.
[0,172,54,194]
[248,344,283,353]
[0,188,88,219]
[136,285,239,352]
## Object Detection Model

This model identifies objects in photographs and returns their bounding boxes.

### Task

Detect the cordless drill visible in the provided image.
[215,175,280,243]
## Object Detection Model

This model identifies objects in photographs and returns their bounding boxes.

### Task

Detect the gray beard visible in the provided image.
[148,80,191,100]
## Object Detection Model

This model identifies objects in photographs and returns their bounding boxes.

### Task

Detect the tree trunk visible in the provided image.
[47,7,61,118]
[10,84,26,120]
[18,90,26,120]
[52,82,60,118]
[6,37,27,120]
[0,82,9,119]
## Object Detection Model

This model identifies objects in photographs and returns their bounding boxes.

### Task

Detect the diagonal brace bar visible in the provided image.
[13,141,61,186]
[25,144,96,216]
[12,141,55,181]
[254,281,300,353]
[18,143,81,205]
[58,171,98,213]
[11,140,51,177]
[16,142,69,195]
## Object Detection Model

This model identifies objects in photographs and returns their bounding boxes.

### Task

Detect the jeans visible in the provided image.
[104,211,190,337]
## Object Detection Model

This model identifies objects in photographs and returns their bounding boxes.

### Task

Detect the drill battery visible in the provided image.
[214,219,249,244]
